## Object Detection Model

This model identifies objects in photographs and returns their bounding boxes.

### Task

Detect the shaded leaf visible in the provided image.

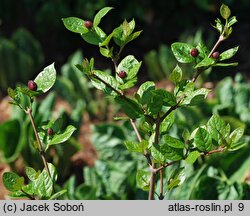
[163,135,185,149]
[115,96,144,119]
[230,127,244,144]
[124,140,148,153]
[81,27,106,45]
[194,128,213,151]
[90,70,120,95]
[169,65,182,84]
[153,142,183,162]
[136,170,150,191]
[152,89,176,106]
[167,179,181,191]
[185,151,200,164]
[3,172,24,192]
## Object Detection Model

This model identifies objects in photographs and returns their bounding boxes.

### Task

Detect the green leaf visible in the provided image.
[163,135,185,149]
[207,114,229,145]
[167,168,185,191]
[169,65,182,84]
[220,4,231,19]
[118,77,137,90]
[99,47,112,58]
[182,88,210,106]
[113,116,130,121]
[49,190,67,200]
[185,151,200,164]
[194,128,213,151]
[90,70,120,95]
[153,142,183,162]
[51,117,63,133]
[81,27,106,45]
[125,30,142,44]
[174,80,192,96]
[99,32,114,47]
[117,55,141,80]
[7,87,15,99]
[122,19,132,36]
[228,16,237,27]
[124,140,148,153]
[113,25,123,47]
[48,125,76,147]
[3,172,24,192]
[213,62,238,67]
[0,119,21,162]
[22,183,35,196]
[151,145,166,163]
[93,7,113,27]
[160,112,175,134]
[34,63,56,93]
[115,96,144,119]
[62,17,88,34]
[147,89,176,114]
[195,57,215,69]
[34,163,57,198]
[152,89,176,106]
[182,129,190,142]
[219,47,239,61]
[171,42,195,63]
[213,18,223,34]
[75,184,97,200]
[167,179,181,191]
[25,167,39,181]
[197,42,209,58]
[17,86,41,98]
[136,170,150,191]
[229,141,247,151]
[137,81,155,105]
[230,127,244,144]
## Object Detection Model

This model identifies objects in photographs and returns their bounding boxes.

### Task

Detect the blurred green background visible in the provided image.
[0,0,250,200]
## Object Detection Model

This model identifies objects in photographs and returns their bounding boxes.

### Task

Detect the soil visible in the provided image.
[0,97,11,124]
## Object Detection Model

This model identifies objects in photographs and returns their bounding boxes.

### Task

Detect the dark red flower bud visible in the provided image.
[118,70,127,79]
[212,51,220,59]
[28,80,37,91]
[47,128,54,136]
[190,48,199,57]
[84,21,93,29]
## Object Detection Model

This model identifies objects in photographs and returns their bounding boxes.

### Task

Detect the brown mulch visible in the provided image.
[71,113,97,167]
